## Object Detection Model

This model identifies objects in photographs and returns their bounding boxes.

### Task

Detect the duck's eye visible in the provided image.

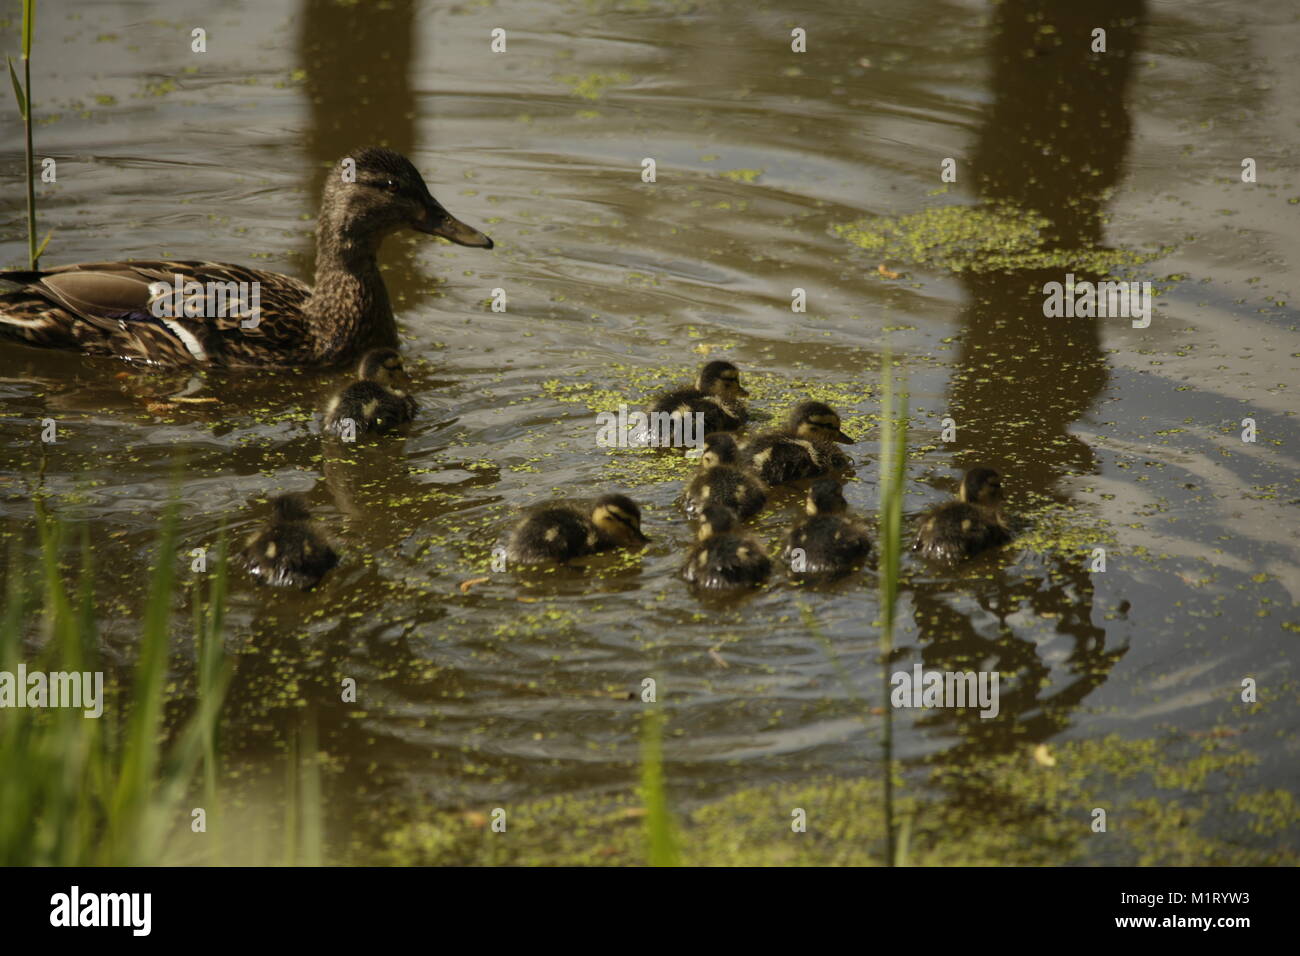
[384,179,400,193]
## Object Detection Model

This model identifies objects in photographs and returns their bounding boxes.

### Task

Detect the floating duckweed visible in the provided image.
[556,71,632,100]
[834,202,1172,274]
[376,734,1295,865]
[1014,496,1116,557]
[719,168,763,184]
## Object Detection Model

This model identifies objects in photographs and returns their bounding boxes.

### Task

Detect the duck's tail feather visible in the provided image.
[0,291,85,348]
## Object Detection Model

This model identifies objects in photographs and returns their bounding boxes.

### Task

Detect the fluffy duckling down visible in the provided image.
[505,493,649,565]
[913,467,1011,564]
[323,347,418,437]
[647,360,750,437]
[743,400,855,486]
[681,503,771,591]
[783,478,872,578]
[238,494,339,590]
[684,432,767,520]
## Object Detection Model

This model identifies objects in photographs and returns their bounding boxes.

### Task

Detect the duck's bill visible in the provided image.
[833,429,855,443]
[737,386,751,397]
[418,206,494,248]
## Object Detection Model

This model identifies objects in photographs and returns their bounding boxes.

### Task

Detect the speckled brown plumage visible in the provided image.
[0,147,492,368]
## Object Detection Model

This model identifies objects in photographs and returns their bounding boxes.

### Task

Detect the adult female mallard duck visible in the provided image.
[783,478,872,578]
[504,493,649,565]
[913,467,1011,564]
[684,432,767,520]
[646,360,750,438]
[238,494,339,589]
[743,400,855,486]
[681,503,771,591]
[323,347,417,436]
[0,147,492,368]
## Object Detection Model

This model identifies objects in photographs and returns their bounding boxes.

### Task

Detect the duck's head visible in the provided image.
[697,503,740,540]
[806,478,848,516]
[700,432,741,469]
[958,467,1004,508]
[271,494,313,523]
[357,347,411,391]
[592,494,650,546]
[696,360,749,401]
[790,401,854,443]
[321,147,493,251]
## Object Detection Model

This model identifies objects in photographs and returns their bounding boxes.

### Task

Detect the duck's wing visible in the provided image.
[0,260,310,365]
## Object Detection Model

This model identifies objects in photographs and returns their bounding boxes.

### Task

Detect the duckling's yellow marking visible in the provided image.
[544,527,559,542]
[264,542,277,558]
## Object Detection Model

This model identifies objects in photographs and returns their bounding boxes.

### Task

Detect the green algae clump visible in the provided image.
[835,203,1170,275]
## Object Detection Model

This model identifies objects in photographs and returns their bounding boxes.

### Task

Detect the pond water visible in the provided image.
[1,0,1296,863]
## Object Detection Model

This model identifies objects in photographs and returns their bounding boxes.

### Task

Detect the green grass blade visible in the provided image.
[22,0,35,60]
[7,56,26,119]
[108,504,179,860]
[299,712,324,866]
[640,707,681,866]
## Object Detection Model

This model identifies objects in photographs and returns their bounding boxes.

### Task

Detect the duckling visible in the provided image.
[323,347,417,436]
[505,493,649,565]
[783,479,872,577]
[681,503,772,591]
[238,494,339,589]
[913,467,1011,564]
[743,400,855,486]
[684,432,767,520]
[647,360,750,437]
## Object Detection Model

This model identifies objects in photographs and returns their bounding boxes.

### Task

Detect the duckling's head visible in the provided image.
[958,467,1004,507]
[806,478,848,516]
[698,503,740,540]
[357,347,411,390]
[320,147,493,252]
[700,432,741,469]
[591,494,650,546]
[271,494,313,523]
[790,401,855,443]
[696,361,749,401]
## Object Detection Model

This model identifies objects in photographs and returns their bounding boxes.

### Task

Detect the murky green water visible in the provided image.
[1,0,1296,862]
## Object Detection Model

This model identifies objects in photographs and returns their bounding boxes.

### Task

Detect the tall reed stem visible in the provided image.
[23,50,35,268]
[10,0,39,267]
[877,351,909,865]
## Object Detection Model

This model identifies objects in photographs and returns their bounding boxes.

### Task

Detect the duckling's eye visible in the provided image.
[384,179,400,193]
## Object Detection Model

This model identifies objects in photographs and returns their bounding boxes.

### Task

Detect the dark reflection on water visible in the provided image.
[909,1,1147,759]
[299,0,422,326]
